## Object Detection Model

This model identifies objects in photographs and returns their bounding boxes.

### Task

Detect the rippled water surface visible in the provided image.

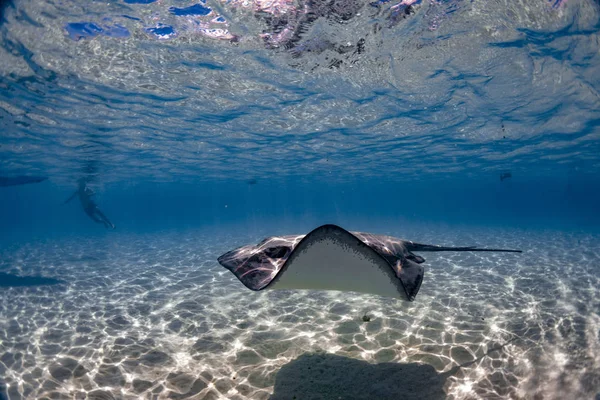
[1,0,599,181]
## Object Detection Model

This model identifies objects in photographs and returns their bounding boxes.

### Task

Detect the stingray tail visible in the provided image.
[406,243,522,253]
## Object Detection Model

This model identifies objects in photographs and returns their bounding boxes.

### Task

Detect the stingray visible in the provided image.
[0,175,47,187]
[0,272,64,287]
[218,224,521,301]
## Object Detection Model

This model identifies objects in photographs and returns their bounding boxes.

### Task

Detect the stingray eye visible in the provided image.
[264,246,289,259]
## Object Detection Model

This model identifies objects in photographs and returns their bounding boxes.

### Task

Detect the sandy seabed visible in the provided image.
[0,226,599,400]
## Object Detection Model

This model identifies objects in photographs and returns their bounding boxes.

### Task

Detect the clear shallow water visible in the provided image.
[1,0,600,399]
[0,227,599,399]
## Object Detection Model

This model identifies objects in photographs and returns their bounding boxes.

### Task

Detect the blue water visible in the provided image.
[1,0,600,399]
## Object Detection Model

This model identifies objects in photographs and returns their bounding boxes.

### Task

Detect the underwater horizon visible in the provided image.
[1,0,600,398]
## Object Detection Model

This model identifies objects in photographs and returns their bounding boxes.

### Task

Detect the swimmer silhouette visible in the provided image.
[64,179,115,229]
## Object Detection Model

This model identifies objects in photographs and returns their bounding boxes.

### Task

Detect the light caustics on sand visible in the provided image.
[0,230,598,399]
[218,224,522,301]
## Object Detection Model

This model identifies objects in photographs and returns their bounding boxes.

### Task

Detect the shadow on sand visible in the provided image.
[269,353,447,400]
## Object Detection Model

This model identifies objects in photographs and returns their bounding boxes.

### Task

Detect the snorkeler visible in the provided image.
[64,179,115,229]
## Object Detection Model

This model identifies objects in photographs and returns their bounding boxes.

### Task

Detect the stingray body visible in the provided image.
[218,224,521,301]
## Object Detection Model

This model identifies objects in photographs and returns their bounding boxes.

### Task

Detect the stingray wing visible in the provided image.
[217,234,305,291]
